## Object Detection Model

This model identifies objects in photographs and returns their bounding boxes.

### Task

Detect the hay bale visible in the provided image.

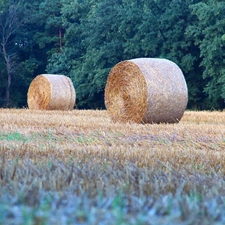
[104,58,188,123]
[27,74,76,110]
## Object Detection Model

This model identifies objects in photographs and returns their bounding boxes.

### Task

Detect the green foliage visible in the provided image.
[46,0,208,109]
[187,0,225,109]
[0,131,27,141]
[222,34,225,41]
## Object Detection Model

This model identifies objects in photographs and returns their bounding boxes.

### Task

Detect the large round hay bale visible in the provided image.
[27,74,76,110]
[104,58,188,124]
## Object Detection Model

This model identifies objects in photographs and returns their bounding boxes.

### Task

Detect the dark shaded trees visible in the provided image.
[187,0,225,109]
[0,0,65,107]
[0,0,25,106]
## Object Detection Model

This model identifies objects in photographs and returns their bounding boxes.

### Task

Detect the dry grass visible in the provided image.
[0,109,225,224]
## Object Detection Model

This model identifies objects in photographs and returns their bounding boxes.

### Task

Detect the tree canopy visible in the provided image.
[0,0,225,110]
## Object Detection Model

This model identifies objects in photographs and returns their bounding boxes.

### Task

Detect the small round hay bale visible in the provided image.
[27,74,76,110]
[104,58,188,124]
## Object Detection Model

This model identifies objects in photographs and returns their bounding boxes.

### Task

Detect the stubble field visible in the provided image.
[0,108,225,225]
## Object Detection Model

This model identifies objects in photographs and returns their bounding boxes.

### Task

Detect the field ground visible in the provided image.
[0,108,225,224]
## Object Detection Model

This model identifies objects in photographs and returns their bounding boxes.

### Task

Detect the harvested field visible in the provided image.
[0,109,225,224]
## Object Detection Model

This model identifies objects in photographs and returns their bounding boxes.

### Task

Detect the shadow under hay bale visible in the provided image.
[27,74,76,110]
[104,58,188,124]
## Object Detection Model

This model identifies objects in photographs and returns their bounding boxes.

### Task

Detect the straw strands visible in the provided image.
[104,58,188,124]
[27,74,76,110]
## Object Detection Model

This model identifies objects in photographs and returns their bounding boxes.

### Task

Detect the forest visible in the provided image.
[0,0,225,110]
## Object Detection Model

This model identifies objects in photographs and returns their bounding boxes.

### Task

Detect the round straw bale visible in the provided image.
[104,58,188,124]
[27,74,76,110]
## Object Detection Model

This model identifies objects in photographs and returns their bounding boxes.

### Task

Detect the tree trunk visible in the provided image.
[59,27,62,53]
[2,44,11,106]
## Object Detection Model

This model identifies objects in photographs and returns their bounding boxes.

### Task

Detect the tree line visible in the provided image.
[0,0,225,109]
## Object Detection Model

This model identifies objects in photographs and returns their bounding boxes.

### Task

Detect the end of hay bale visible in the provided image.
[104,58,188,124]
[27,74,76,110]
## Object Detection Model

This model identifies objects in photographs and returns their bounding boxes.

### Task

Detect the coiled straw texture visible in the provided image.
[27,74,76,110]
[105,58,188,124]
